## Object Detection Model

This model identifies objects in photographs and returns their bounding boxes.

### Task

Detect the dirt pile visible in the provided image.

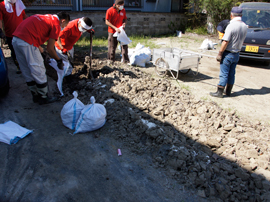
[60,59,270,201]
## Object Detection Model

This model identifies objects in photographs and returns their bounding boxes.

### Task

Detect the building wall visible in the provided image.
[27,11,186,37]
[142,0,171,13]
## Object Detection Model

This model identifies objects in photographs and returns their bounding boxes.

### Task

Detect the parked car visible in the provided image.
[0,47,9,96]
[239,2,270,64]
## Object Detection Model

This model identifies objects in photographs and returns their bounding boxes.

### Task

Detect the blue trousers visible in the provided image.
[218,51,239,87]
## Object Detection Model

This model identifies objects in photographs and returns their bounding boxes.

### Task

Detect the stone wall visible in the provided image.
[27,11,186,37]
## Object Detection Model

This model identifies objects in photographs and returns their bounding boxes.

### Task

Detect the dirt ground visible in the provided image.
[146,34,270,125]
[0,33,270,202]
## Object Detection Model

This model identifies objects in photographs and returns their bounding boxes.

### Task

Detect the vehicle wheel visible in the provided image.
[0,78,10,97]
[179,68,191,74]
[155,58,168,77]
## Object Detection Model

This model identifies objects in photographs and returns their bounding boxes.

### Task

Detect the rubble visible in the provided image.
[61,59,270,201]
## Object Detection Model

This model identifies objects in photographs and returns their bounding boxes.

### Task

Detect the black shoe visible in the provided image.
[210,86,224,98]
[31,93,39,103]
[38,96,60,105]
[225,84,233,96]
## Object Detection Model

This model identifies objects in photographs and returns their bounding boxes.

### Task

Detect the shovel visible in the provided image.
[87,32,94,80]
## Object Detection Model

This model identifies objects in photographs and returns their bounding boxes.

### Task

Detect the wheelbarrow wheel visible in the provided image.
[155,58,169,77]
[179,68,191,74]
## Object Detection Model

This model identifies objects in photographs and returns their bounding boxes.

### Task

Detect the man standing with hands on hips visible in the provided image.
[210,6,247,98]
[12,12,70,105]
[105,0,129,63]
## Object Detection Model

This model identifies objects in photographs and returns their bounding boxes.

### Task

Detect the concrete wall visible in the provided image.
[27,11,186,37]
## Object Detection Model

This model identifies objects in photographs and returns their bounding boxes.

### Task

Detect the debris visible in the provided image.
[118,149,122,156]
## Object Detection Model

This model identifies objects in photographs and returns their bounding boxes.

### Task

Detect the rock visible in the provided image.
[235,168,250,181]
[215,181,232,200]
[248,149,258,159]
[256,168,270,181]
[197,189,206,198]
[226,137,238,145]
[197,106,207,114]
[220,163,234,174]
[223,123,235,131]
[206,138,221,148]
[250,158,258,170]
[261,192,270,201]
[262,180,270,191]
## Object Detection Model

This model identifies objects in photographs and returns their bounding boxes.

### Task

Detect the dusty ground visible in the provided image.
[0,33,270,202]
[146,34,270,125]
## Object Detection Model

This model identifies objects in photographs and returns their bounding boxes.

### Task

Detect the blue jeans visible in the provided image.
[218,51,239,87]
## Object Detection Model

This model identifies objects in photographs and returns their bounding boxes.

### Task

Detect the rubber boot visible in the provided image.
[37,84,59,105]
[27,81,39,103]
[210,86,224,98]
[225,84,233,96]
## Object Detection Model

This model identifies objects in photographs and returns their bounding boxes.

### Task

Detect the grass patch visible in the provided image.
[75,35,161,52]
[180,84,190,91]
[186,26,208,35]
[200,96,208,101]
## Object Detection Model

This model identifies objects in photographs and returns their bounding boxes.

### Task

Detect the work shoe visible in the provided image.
[225,84,233,96]
[38,96,60,105]
[31,92,39,103]
[210,86,224,98]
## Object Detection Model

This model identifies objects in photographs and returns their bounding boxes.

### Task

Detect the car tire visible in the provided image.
[0,78,9,97]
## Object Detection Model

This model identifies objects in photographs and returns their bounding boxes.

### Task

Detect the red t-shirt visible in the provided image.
[13,14,60,47]
[106,5,127,34]
[0,1,26,37]
[55,18,82,51]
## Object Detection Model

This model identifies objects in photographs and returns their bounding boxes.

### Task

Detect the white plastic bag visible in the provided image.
[0,121,33,145]
[113,26,132,45]
[49,59,69,96]
[61,91,85,130]
[74,96,107,134]
[199,39,217,50]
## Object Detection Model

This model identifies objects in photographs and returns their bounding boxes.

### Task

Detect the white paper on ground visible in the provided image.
[49,59,69,96]
[0,121,33,145]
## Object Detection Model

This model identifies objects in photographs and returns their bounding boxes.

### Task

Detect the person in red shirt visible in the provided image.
[0,0,27,74]
[55,17,93,75]
[12,12,70,105]
[106,0,129,63]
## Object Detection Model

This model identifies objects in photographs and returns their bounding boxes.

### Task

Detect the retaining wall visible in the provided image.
[27,11,186,37]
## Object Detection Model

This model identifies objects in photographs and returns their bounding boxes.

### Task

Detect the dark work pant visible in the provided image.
[107,32,129,63]
[6,36,19,67]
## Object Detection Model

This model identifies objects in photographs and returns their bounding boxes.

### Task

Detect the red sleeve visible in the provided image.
[49,19,60,40]
[59,28,70,40]
[59,28,71,47]
[49,26,60,40]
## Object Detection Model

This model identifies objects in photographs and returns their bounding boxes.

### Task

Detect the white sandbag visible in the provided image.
[49,59,69,96]
[74,96,106,134]
[113,26,132,45]
[130,43,151,67]
[199,39,211,50]
[199,39,217,50]
[61,91,85,130]
[0,121,33,145]
[130,53,149,67]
